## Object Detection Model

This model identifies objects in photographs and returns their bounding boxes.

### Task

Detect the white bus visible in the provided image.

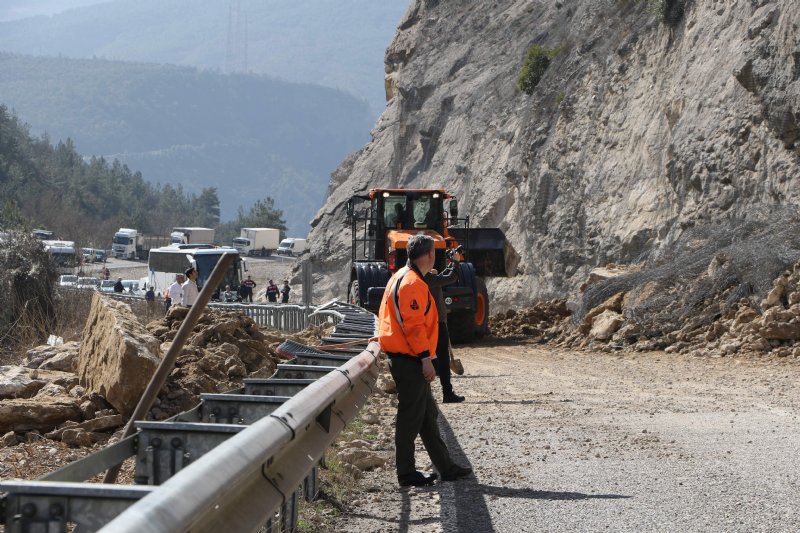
[146,246,245,299]
[42,240,78,274]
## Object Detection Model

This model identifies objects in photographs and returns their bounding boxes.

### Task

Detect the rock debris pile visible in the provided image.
[489,300,571,341]
[0,294,330,452]
[145,305,330,417]
[488,259,800,359]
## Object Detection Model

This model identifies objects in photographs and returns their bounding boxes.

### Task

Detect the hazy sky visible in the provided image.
[0,0,112,21]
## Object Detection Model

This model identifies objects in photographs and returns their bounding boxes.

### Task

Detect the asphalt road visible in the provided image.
[334,343,800,532]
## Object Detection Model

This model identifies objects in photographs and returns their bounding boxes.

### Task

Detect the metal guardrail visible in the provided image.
[0,301,379,533]
[209,303,311,331]
[104,291,339,332]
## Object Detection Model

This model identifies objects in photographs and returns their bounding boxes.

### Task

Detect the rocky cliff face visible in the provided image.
[308,0,800,309]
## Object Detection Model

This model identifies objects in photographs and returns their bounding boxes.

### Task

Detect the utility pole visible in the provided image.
[225,0,248,73]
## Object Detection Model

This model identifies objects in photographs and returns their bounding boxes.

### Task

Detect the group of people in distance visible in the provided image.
[221,276,291,304]
[159,270,292,312]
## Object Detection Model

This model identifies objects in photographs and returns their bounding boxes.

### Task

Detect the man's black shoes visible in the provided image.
[398,471,438,487]
[441,464,472,481]
[443,392,465,403]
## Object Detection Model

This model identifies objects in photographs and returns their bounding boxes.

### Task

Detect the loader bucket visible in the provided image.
[448,227,508,277]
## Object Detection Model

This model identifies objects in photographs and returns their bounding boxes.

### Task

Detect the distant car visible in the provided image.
[94,249,107,262]
[76,277,101,289]
[276,238,307,257]
[121,280,143,295]
[58,275,78,287]
[99,280,116,293]
[81,248,95,263]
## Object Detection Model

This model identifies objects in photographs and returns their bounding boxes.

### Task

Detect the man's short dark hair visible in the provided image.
[407,234,434,260]
[185,267,196,277]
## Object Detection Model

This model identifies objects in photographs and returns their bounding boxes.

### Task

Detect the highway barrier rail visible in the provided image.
[104,291,317,332]
[210,302,313,331]
[0,300,379,533]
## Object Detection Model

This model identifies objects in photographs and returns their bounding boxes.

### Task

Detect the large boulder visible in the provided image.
[77,293,162,416]
[0,395,81,434]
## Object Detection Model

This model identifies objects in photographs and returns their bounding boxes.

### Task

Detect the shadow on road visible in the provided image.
[436,414,631,532]
[477,484,631,501]
[469,399,541,405]
[453,374,515,379]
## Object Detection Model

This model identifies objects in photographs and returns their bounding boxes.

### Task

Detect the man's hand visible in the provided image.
[422,358,436,382]
[429,268,438,275]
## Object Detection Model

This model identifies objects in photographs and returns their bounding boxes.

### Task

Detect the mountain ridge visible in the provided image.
[0,52,374,235]
[0,0,407,115]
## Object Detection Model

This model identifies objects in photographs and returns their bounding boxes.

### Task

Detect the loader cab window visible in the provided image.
[384,196,407,228]
[411,194,442,231]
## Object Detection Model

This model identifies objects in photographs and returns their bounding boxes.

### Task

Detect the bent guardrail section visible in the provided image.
[0,301,378,533]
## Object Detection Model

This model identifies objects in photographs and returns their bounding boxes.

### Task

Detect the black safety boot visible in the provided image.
[398,471,438,487]
[443,392,465,403]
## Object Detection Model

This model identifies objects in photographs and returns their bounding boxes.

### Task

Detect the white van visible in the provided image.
[276,238,307,257]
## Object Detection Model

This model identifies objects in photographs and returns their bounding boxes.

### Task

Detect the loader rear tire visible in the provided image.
[474,277,489,339]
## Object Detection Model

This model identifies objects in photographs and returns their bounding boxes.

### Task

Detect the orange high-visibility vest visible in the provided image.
[378,264,438,359]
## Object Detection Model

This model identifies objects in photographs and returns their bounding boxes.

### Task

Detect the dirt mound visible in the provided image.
[491,259,800,359]
[489,299,571,341]
[145,306,332,417]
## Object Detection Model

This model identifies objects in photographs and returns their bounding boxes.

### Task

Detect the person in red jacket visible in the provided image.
[240,275,257,303]
[378,234,472,487]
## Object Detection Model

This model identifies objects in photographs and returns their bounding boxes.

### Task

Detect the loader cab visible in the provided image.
[379,191,444,234]
[348,189,451,264]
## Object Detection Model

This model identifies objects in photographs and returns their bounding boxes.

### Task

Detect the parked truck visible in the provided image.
[232,227,280,256]
[112,228,140,259]
[147,245,244,298]
[111,228,171,260]
[171,227,215,245]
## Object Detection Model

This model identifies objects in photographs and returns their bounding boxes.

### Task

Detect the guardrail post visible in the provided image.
[302,260,313,308]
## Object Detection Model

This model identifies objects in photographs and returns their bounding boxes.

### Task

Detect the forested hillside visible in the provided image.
[0,0,406,114]
[0,104,220,247]
[0,53,373,235]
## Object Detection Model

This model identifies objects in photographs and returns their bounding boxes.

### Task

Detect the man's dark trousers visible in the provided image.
[389,356,455,477]
[433,322,454,396]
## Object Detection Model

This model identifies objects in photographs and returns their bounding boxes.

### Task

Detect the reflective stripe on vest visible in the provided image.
[392,267,410,330]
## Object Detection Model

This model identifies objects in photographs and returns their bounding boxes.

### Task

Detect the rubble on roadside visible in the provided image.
[488,260,800,359]
[145,305,331,417]
[0,295,332,449]
[488,299,571,342]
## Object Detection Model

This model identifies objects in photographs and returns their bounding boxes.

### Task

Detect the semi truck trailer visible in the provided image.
[232,227,280,256]
[171,227,215,245]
